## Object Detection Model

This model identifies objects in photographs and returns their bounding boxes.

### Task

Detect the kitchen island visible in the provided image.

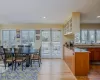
[63,46,90,76]
[75,44,100,61]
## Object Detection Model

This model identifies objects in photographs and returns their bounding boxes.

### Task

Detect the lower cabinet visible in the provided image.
[75,52,89,76]
[88,48,100,61]
[94,51,100,60]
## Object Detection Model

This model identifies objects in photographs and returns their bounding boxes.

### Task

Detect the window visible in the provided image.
[81,30,87,43]
[88,30,95,43]
[74,32,80,43]
[96,30,100,43]
[21,31,29,44]
[2,30,16,47]
[2,30,35,47]
[21,30,35,47]
[10,31,16,46]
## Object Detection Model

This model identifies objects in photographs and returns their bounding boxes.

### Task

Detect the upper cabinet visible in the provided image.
[64,12,80,36]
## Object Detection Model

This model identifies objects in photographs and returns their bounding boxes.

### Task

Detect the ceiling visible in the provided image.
[0,0,100,24]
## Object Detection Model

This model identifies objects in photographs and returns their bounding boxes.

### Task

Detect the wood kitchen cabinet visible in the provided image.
[63,46,75,75]
[63,46,89,76]
[88,48,94,61]
[94,51,100,60]
[75,52,89,76]
[88,48,100,61]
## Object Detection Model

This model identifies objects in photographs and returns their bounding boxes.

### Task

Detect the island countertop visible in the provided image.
[74,48,89,53]
[74,44,100,48]
[64,46,89,53]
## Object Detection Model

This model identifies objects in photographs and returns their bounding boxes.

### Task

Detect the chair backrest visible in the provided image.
[25,45,31,47]
[39,47,41,57]
[3,48,12,59]
[0,46,4,54]
[0,46,3,48]
[14,48,21,58]
[25,45,31,53]
[18,45,24,48]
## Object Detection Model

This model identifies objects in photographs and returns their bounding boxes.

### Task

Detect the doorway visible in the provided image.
[41,29,62,58]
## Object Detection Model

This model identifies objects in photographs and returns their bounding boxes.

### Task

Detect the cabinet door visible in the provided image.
[90,51,94,61]
[94,51,100,61]
[88,48,94,61]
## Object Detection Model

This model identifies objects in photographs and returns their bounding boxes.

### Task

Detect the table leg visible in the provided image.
[26,54,31,67]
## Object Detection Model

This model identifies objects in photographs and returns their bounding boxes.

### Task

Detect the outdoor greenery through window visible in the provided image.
[21,30,35,47]
[2,30,16,47]
[75,30,100,44]
[2,30,35,47]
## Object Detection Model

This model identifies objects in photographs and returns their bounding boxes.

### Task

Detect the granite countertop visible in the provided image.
[74,48,88,52]
[64,46,89,53]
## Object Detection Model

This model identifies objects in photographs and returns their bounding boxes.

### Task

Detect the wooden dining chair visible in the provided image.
[0,46,4,60]
[3,48,15,70]
[31,47,41,67]
[18,45,24,48]
[14,48,26,70]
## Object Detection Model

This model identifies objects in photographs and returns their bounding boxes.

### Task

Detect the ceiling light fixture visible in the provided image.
[43,17,46,19]
[97,16,100,18]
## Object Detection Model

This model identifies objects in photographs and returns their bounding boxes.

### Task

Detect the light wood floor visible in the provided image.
[76,65,100,80]
[37,59,77,80]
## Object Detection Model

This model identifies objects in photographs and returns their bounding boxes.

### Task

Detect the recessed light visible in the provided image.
[43,17,46,19]
[97,16,100,18]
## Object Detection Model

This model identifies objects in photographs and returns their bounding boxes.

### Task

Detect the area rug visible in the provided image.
[0,62,40,80]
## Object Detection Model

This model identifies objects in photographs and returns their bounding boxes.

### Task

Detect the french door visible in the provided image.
[41,29,62,58]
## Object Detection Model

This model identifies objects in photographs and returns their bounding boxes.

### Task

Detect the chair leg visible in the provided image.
[38,60,40,67]
[14,62,16,70]
[31,60,32,67]
[18,62,20,66]
[12,62,13,70]
[4,63,6,69]
[22,61,23,71]
[40,58,42,64]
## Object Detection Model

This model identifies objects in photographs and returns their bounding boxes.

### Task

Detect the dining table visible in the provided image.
[12,47,39,67]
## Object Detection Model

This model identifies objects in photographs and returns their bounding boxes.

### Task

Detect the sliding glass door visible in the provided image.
[41,29,62,58]
[41,30,51,58]
[51,30,61,58]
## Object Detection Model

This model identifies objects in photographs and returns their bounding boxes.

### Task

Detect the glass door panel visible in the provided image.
[41,29,62,58]
[41,30,51,58]
[51,30,61,58]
